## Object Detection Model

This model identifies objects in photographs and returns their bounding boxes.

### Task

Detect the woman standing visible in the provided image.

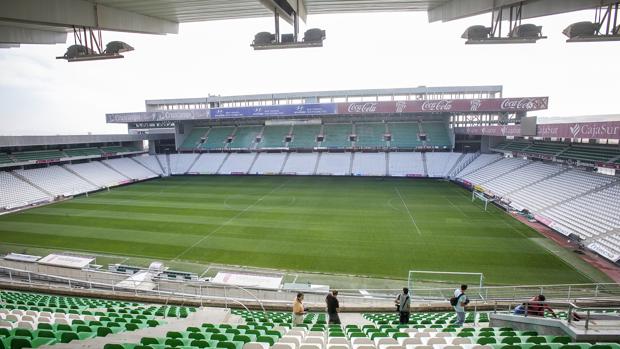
[293,292,306,325]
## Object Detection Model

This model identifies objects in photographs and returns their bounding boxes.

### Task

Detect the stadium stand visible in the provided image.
[63,147,104,158]
[258,125,291,149]
[507,169,616,213]
[14,166,98,197]
[180,127,209,150]
[250,153,287,175]
[315,152,352,175]
[540,183,620,240]
[321,124,352,148]
[388,152,425,177]
[100,145,143,154]
[189,153,228,174]
[64,162,130,188]
[169,154,199,175]
[460,157,530,185]
[288,125,320,149]
[199,127,235,150]
[157,155,171,176]
[454,154,502,178]
[558,145,620,163]
[12,150,65,162]
[388,123,423,148]
[422,122,451,148]
[281,152,318,175]
[355,123,387,148]
[0,153,13,164]
[481,161,563,197]
[351,152,386,176]
[104,158,159,180]
[425,152,462,178]
[219,153,257,174]
[0,172,52,209]
[229,126,262,149]
[493,140,532,152]
[133,155,166,176]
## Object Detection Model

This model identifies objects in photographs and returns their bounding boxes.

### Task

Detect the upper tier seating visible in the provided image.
[494,141,532,152]
[558,145,620,163]
[289,125,320,149]
[281,153,318,175]
[426,153,462,178]
[103,158,158,180]
[169,154,199,175]
[455,154,502,178]
[388,152,424,177]
[132,155,165,175]
[63,147,103,158]
[0,153,13,164]
[100,146,142,154]
[422,122,451,148]
[321,124,352,148]
[180,127,209,149]
[200,127,235,150]
[14,166,98,197]
[219,153,257,174]
[460,158,529,185]
[64,162,129,188]
[0,172,51,209]
[388,123,423,148]
[315,153,351,175]
[12,150,64,162]
[250,153,287,174]
[508,169,615,213]
[229,126,262,149]
[355,123,387,148]
[189,153,228,174]
[526,142,568,155]
[259,126,290,149]
[351,152,386,176]
[481,161,562,197]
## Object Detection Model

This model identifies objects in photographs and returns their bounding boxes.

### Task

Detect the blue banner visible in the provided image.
[210,103,337,118]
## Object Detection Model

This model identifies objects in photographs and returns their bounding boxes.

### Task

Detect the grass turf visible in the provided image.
[0,176,598,285]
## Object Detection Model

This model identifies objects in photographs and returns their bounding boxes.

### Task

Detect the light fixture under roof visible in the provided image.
[463,3,546,44]
[56,27,133,62]
[564,3,620,43]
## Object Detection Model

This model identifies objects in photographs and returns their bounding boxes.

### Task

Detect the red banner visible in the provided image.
[536,121,620,140]
[337,97,548,114]
[455,125,522,137]
[596,162,620,170]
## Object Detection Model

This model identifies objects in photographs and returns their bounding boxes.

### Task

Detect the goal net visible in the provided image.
[408,270,484,301]
[471,185,496,211]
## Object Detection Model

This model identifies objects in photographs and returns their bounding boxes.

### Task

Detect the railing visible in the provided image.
[1,265,619,311]
[492,299,620,331]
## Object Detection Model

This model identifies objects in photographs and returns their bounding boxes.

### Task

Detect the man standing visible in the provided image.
[326,290,341,324]
[395,287,411,324]
[453,284,468,326]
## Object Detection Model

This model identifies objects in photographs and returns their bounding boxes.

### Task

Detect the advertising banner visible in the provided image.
[210,103,337,118]
[455,125,522,137]
[536,121,620,140]
[107,109,210,123]
[337,97,548,114]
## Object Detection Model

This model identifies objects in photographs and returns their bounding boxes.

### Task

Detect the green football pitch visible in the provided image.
[0,176,604,285]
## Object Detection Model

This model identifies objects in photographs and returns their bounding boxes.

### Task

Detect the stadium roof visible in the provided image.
[1,0,614,47]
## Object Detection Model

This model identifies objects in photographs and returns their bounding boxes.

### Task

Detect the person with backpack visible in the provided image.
[451,284,468,326]
[395,287,411,324]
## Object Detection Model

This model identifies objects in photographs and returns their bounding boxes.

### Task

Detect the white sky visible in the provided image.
[0,9,619,136]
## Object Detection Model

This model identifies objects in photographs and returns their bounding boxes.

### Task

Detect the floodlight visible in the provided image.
[104,41,134,54]
[564,21,620,42]
[303,28,326,43]
[509,24,544,39]
[61,45,94,59]
[253,32,276,45]
[461,25,491,40]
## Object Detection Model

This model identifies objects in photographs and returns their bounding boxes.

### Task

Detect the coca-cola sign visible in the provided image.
[536,121,620,140]
[338,97,548,114]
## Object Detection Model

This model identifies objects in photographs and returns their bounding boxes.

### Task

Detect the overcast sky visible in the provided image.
[0,9,618,135]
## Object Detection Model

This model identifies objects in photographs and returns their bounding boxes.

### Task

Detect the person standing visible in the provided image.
[395,287,411,324]
[453,284,468,326]
[326,290,341,324]
[292,292,306,325]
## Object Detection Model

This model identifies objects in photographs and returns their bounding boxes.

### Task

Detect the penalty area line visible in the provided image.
[395,187,422,236]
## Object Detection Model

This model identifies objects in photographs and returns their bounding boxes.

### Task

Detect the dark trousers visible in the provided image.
[399,311,410,324]
[328,312,341,324]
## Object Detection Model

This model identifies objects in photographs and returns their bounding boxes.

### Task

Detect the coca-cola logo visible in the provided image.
[347,103,377,113]
[421,100,453,112]
[500,98,546,110]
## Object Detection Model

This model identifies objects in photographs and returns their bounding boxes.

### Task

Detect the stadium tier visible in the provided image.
[229,126,263,149]
[355,123,387,148]
[388,123,423,148]
[181,127,209,150]
[387,152,425,177]
[321,124,353,149]
[258,125,291,149]
[281,152,318,175]
[199,127,236,150]
[289,125,321,149]
[421,122,451,149]
[189,153,229,174]
[251,153,288,175]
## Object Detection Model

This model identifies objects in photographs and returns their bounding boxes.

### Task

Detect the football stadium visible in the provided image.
[1,1,620,349]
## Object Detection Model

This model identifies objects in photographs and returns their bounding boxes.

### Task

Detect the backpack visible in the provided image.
[450,293,463,306]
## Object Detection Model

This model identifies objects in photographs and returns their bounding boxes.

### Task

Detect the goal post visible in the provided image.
[471,186,496,211]
[408,270,484,300]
